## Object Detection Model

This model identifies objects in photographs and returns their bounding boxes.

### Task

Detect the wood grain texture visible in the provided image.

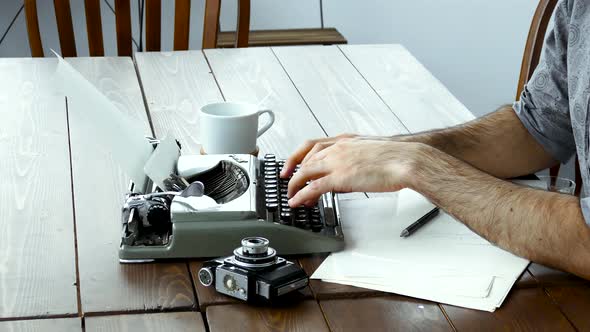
[0,59,78,318]
[66,57,194,313]
[134,51,224,154]
[115,0,133,56]
[545,286,590,331]
[320,296,452,332]
[206,301,330,332]
[339,44,475,133]
[528,263,589,286]
[235,0,251,48]
[443,288,574,331]
[85,312,206,332]
[173,0,191,51]
[204,47,326,158]
[24,0,44,57]
[202,0,221,49]
[515,269,538,288]
[217,28,347,48]
[272,45,408,137]
[145,0,162,52]
[53,0,77,57]
[84,0,105,56]
[299,254,381,299]
[0,318,81,332]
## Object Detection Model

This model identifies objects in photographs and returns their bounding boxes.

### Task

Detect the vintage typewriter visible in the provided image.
[119,137,344,263]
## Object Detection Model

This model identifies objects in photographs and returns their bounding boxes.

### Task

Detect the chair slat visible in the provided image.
[202,0,221,49]
[174,0,191,50]
[84,0,105,56]
[53,0,77,57]
[24,0,44,57]
[115,0,133,56]
[145,0,162,51]
[235,0,250,48]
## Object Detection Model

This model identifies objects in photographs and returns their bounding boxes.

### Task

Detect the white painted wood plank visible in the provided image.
[204,47,326,158]
[339,44,475,133]
[272,45,408,137]
[134,51,224,154]
[66,56,195,313]
[0,59,78,318]
[271,45,409,200]
[0,317,82,332]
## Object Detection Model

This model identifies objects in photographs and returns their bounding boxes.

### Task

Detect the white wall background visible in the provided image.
[0,0,539,117]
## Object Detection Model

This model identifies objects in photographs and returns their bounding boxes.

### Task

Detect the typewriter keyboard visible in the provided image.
[262,154,325,232]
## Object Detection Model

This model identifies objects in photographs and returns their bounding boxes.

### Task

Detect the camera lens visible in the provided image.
[233,237,277,267]
[241,237,269,255]
[198,267,214,287]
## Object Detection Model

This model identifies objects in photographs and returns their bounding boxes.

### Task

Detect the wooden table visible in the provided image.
[1,45,589,331]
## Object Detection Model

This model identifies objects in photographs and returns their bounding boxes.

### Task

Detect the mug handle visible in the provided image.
[257,109,275,137]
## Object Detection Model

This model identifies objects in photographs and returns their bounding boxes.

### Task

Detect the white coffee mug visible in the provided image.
[199,102,275,154]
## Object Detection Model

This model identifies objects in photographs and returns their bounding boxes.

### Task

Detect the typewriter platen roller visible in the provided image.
[119,153,344,263]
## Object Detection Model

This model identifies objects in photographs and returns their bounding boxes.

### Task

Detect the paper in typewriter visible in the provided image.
[51,51,154,191]
[313,189,530,312]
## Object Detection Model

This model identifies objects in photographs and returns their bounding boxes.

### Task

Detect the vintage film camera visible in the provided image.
[197,237,309,302]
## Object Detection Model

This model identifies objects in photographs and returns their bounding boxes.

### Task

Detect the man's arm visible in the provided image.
[281,106,557,180]
[395,105,557,178]
[286,138,590,280]
[409,143,590,280]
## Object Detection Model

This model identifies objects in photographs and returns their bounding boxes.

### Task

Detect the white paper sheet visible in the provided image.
[52,51,154,191]
[312,190,530,312]
[144,135,180,190]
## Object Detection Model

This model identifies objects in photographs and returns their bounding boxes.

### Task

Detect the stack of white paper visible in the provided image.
[313,189,531,312]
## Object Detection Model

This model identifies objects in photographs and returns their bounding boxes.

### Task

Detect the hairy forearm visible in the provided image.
[407,144,590,279]
[388,106,557,178]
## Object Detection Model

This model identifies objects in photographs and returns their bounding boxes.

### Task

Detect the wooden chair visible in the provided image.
[202,0,347,49]
[516,0,581,194]
[23,0,249,57]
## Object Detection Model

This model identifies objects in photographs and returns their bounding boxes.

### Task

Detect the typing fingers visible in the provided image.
[287,160,328,199]
[281,139,318,178]
[289,176,335,207]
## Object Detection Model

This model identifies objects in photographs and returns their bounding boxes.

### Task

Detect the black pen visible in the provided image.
[399,207,440,238]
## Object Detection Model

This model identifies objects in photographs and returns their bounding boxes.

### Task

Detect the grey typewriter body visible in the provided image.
[119,152,344,263]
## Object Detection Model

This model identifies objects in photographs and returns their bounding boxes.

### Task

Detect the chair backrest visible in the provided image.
[202,0,250,49]
[23,0,251,57]
[517,0,581,194]
[516,0,558,100]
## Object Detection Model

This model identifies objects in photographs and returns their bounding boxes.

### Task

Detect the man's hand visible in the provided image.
[284,138,423,207]
[280,133,358,179]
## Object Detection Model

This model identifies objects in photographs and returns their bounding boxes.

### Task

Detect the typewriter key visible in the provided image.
[279,212,293,225]
[265,183,278,190]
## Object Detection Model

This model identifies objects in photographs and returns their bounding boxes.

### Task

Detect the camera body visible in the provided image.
[198,237,309,302]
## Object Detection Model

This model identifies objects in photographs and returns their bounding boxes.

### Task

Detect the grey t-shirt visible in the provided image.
[513,0,590,225]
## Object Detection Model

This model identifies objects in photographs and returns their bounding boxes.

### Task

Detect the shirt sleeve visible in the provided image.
[512,0,576,164]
